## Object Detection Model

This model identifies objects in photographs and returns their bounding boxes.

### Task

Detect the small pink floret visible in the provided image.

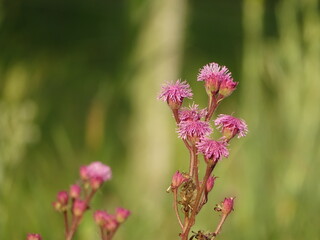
[115,207,131,223]
[215,114,248,139]
[178,103,207,121]
[94,210,109,226]
[57,191,69,205]
[158,79,193,108]
[177,120,212,142]
[26,234,42,240]
[70,184,81,199]
[73,199,87,217]
[86,161,112,182]
[196,138,229,161]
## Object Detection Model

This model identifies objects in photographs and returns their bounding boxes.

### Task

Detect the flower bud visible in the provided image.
[171,171,187,189]
[221,197,235,215]
[73,199,87,217]
[115,207,131,223]
[70,184,81,199]
[218,78,238,98]
[206,176,217,193]
[57,191,69,205]
[80,166,89,180]
[89,176,104,190]
[104,216,118,231]
[26,234,42,240]
[94,210,108,226]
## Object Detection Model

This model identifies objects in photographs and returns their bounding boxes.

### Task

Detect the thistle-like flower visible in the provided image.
[196,138,229,162]
[179,103,207,122]
[177,120,212,144]
[197,62,232,95]
[158,79,193,110]
[215,114,248,140]
[86,161,112,182]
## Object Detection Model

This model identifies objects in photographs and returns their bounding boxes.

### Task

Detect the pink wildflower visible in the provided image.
[171,171,188,189]
[196,138,229,162]
[115,207,131,223]
[177,120,212,144]
[178,103,207,121]
[86,161,112,182]
[197,62,232,94]
[215,114,248,140]
[52,191,69,212]
[158,79,193,110]
[73,199,87,217]
[214,197,235,215]
[79,166,89,180]
[26,234,42,240]
[94,210,109,226]
[70,184,81,199]
[218,77,238,98]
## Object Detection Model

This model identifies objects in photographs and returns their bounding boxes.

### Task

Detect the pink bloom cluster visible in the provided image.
[159,61,248,240]
[93,208,131,238]
[197,62,237,97]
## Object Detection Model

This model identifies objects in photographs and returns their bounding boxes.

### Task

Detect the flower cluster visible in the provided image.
[158,62,248,240]
[28,161,130,240]
[93,208,131,239]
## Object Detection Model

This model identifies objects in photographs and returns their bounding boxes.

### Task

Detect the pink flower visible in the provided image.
[73,199,87,217]
[197,62,232,94]
[206,176,217,193]
[178,103,207,121]
[171,171,188,189]
[115,207,131,223]
[177,120,212,144]
[94,210,109,226]
[70,184,81,199]
[86,162,112,182]
[215,114,248,139]
[79,166,89,180]
[158,80,193,109]
[196,138,229,162]
[26,234,42,240]
[218,77,238,98]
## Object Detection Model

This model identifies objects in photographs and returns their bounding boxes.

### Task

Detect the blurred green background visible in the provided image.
[1,0,319,239]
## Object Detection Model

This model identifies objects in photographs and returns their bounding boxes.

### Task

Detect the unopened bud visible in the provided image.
[70,184,81,199]
[104,215,118,231]
[73,199,87,217]
[206,176,217,193]
[94,210,108,226]
[26,234,42,240]
[80,166,89,180]
[171,171,187,189]
[218,78,238,98]
[115,207,131,223]
[89,176,103,190]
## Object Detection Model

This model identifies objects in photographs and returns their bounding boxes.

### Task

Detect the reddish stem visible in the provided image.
[211,214,228,240]
[63,211,69,238]
[173,189,184,229]
[205,96,219,121]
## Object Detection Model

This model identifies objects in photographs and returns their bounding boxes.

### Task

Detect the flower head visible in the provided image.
[178,120,212,144]
[158,80,193,109]
[86,161,112,182]
[115,207,131,223]
[215,114,248,140]
[104,215,118,231]
[171,171,188,189]
[218,77,238,98]
[197,62,232,94]
[214,197,235,216]
[52,191,69,212]
[73,199,87,217]
[26,234,42,240]
[178,103,207,122]
[196,138,229,162]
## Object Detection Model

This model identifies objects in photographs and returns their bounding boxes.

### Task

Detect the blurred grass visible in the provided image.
[0,0,320,239]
